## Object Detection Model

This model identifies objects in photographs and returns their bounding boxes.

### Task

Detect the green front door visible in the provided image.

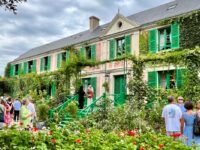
[82,77,96,107]
[114,75,126,105]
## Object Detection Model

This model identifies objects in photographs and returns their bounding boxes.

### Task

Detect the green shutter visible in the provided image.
[171,22,180,49]
[148,29,157,53]
[148,71,158,88]
[51,81,56,97]
[23,62,27,74]
[91,44,96,61]
[57,53,61,68]
[18,64,22,75]
[47,56,51,71]
[109,39,115,59]
[90,77,96,99]
[176,69,185,89]
[166,72,170,89]
[125,34,131,54]
[80,47,85,57]
[66,51,70,61]
[32,60,36,73]
[10,64,14,77]
[40,58,44,72]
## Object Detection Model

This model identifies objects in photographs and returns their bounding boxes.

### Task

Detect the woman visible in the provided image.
[87,84,94,107]
[181,101,195,146]
[194,101,200,145]
[78,85,85,109]
[20,99,32,128]
[0,99,5,128]
[1,99,11,125]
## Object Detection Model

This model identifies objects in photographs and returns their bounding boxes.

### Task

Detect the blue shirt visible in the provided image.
[13,100,21,111]
[177,104,186,113]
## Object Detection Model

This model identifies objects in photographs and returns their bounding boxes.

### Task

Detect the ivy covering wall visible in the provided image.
[180,11,200,49]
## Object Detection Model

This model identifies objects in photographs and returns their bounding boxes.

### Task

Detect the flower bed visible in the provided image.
[0,127,192,150]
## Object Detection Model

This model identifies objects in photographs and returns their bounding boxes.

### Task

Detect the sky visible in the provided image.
[0,0,173,76]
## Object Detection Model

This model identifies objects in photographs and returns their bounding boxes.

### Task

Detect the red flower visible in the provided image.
[170,133,182,138]
[32,127,39,132]
[85,129,90,133]
[75,139,81,144]
[19,122,23,126]
[132,141,137,145]
[49,131,53,135]
[140,147,145,150]
[127,130,136,136]
[51,138,56,143]
[158,144,164,149]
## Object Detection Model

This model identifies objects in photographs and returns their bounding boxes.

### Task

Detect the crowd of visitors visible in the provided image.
[162,95,200,147]
[0,96,37,129]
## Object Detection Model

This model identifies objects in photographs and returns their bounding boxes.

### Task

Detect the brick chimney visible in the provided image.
[89,16,100,31]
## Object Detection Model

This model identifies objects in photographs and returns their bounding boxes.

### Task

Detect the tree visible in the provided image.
[0,0,26,14]
[4,63,10,78]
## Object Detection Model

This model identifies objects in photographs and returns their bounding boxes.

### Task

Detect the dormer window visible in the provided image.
[167,4,177,11]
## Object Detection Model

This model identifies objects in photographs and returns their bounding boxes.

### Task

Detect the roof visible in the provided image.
[13,0,200,62]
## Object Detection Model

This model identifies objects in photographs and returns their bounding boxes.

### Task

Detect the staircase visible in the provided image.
[49,93,126,127]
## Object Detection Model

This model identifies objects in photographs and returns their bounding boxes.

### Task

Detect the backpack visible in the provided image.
[193,114,200,136]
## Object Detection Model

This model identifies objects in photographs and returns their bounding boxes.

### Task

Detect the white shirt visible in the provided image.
[27,102,36,119]
[162,104,182,132]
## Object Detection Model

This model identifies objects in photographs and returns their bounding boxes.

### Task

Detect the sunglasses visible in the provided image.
[178,99,183,100]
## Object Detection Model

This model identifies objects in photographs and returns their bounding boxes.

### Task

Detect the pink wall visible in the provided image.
[96,76,101,97]
[36,58,40,73]
[96,42,101,61]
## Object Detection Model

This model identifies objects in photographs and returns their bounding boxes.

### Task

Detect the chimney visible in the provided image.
[89,16,100,31]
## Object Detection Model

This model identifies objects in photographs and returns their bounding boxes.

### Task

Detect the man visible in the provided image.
[26,96,37,123]
[13,98,21,121]
[177,96,186,113]
[162,96,182,136]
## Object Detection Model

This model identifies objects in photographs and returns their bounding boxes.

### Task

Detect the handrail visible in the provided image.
[78,94,105,117]
[49,95,78,119]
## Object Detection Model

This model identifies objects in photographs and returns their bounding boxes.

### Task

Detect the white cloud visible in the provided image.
[0,0,172,76]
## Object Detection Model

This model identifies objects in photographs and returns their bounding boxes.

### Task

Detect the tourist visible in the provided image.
[26,96,37,124]
[78,85,85,109]
[194,101,200,145]
[1,99,11,126]
[181,101,195,146]
[177,96,186,113]
[0,99,5,128]
[13,98,21,122]
[162,96,182,136]
[7,97,14,122]
[87,84,94,106]
[20,99,32,128]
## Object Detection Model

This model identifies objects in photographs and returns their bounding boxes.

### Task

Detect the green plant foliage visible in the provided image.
[37,103,50,121]
[66,101,78,118]
[139,30,149,55]
[0,126,192,150]
[179,11,200,49]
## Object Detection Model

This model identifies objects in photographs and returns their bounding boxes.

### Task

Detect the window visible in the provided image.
[44,57,48,71]
[62,52,66,61]
[158,26,171,51]
[86,46,91,59]
[116,37,125,56]
[158,70,176,89]
[15,64,19,75]
[28,61,33,73]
